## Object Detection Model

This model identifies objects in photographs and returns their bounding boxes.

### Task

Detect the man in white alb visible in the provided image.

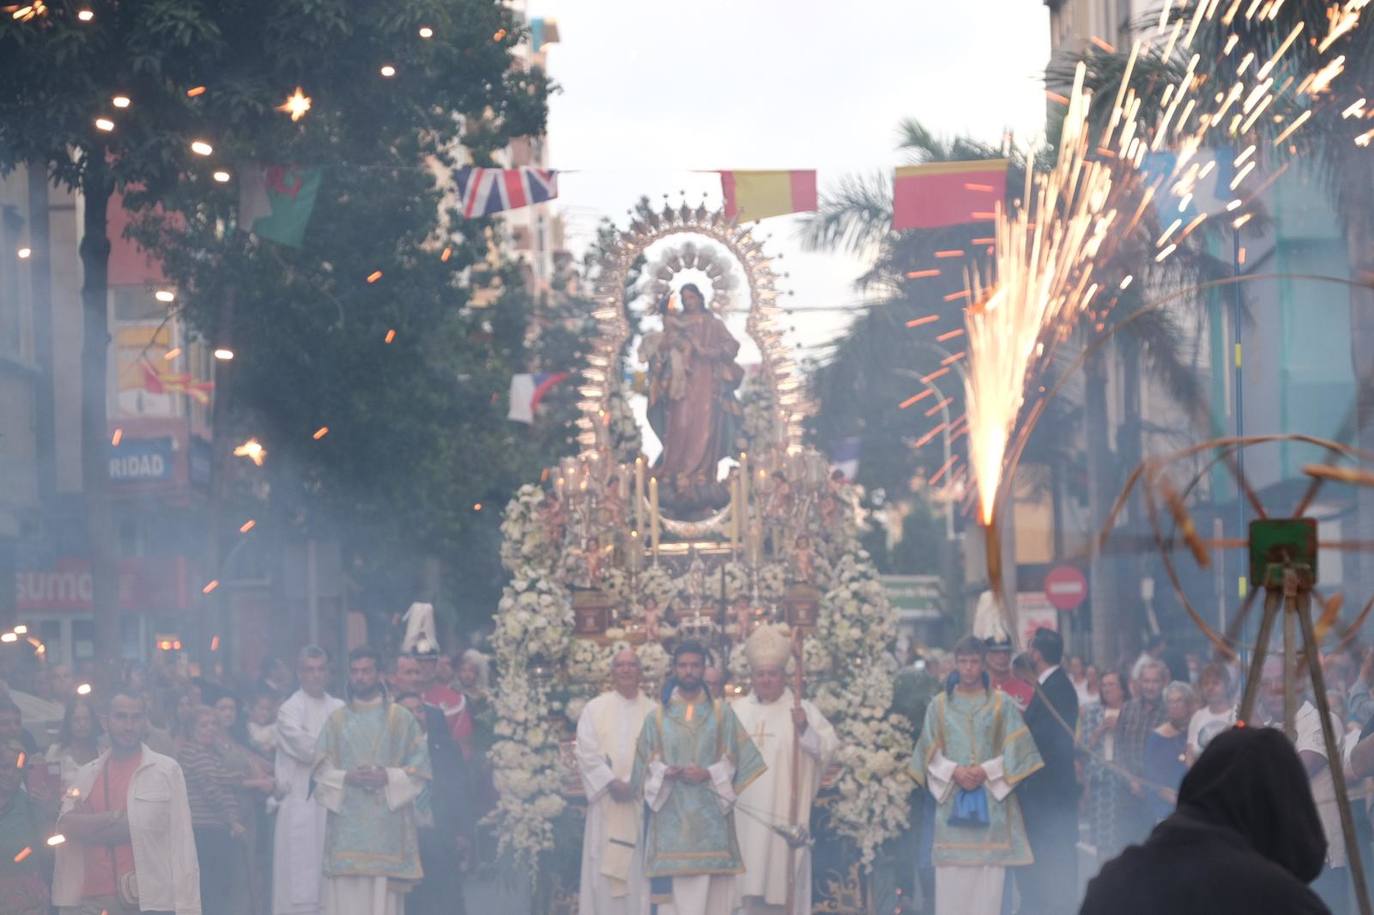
[731,624,838,915]
[574,647,657,915]
[274,645,345,915]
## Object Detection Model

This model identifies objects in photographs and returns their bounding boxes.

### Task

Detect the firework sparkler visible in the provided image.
[949,0,1372,637]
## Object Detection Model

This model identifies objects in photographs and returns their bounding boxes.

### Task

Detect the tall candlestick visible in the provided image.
[635,457,646,533]
[729,474,740,548]
[740,452,749,516]
[649,477,660,556]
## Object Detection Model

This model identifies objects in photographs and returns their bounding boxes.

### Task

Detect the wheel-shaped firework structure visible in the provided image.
[1101,433,1374,914]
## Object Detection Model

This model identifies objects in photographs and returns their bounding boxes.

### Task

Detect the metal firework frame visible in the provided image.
[1101,433,1374,915]
[575,198,807,461]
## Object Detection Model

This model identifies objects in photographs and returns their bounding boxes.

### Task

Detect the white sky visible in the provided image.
[527,0,1051,356]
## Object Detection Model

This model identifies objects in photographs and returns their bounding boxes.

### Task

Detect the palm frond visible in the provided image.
[895,119,947,160]
[796,170,892,256]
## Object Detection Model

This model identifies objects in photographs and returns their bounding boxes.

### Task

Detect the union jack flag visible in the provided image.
[455,167,559,217]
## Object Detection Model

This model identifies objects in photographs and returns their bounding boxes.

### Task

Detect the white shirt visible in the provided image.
[1037,664,1060,686]
[52,745,202,915]
[1186,705,1236,760]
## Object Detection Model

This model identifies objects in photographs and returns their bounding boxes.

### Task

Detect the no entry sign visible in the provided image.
[1044,564,1088,611]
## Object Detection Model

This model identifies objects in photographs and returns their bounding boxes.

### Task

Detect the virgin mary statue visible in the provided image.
[642,283,743,511]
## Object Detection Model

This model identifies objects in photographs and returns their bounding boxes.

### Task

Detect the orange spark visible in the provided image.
[914,422,949,449]
[930,454,959,485]
[366,270,383,284]
[906,314,939,328]
[899,390,934,409]
[202,580,220,594]
[313,426,329,440]
[111,428,123,446]
[921,367,951,384]
[13,847,30,863]
[964,182,994,192]
[239,520,256,533]
[210,636,221,652]
[940,351,966,366]
[441,246,452,262]
[384,329,397,343]
[943,290,971,302]
[905,268,940,279]
[936,328,965,343]
[186,86,206,97]
[924,396,954,418]
[933,249,964,259]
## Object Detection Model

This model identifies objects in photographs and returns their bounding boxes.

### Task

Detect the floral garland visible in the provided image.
[487,474,912,871]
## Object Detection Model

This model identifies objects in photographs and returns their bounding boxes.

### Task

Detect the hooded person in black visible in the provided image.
[1080,725,1331,915]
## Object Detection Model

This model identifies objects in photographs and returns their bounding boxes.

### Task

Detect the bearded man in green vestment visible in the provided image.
[910,634,1043,915]
[314,646,431,915]
[632,640,765,915]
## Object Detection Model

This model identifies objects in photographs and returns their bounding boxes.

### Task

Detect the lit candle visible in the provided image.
[650,477,660,556]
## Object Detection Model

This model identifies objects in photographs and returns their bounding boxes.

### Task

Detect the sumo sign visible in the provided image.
[109,437,174,483]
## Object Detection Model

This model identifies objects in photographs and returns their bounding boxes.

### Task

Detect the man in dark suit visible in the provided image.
[1017,627,1080,915]
[392,656,470,915]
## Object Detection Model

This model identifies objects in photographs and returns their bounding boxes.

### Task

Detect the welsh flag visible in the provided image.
[238,164,322,247]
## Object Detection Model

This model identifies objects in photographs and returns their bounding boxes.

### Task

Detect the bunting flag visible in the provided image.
[238,164,323,247]
[720,170,818,223]
[456,167,559,217]
[508,371,569,423]
[141,361,214,405]
[892,159,1009,231]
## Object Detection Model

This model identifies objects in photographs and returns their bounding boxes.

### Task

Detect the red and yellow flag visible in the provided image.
[720,170,818,223]
[892,159,1009,231]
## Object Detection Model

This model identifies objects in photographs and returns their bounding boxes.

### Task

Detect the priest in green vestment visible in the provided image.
[632,640,766,915]
[910,634,1043,915]
[314,646,431,915]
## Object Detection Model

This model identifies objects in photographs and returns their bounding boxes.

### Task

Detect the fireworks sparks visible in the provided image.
[312,426,329,440]
[233,438,266,466]
[963,61,1118,526]
[202,580,220,594]
[276,87,312,122]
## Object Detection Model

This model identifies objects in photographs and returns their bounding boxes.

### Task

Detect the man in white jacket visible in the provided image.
[52,690,201,915]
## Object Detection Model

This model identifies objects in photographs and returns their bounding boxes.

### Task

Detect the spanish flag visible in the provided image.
[720,170,818,223]
[892,159,1010,231]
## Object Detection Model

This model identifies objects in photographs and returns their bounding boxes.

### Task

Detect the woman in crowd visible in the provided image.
[214,690,276,915]
[44,695,102,790]
[179,705,246,915]
[1143,681,1197,824]
[1081,727,1329,914]
[1082,669,1130,863]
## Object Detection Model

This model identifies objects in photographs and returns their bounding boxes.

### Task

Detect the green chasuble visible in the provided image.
[632,692,767,878]
[909,687,1042,867]
[315,698,431,881]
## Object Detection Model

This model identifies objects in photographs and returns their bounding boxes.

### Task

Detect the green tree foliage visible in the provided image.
[0,0,553,642]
